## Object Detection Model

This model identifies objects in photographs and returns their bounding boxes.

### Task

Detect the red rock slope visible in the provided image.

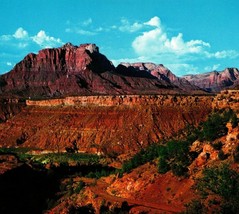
[183,68,239,92]
[0,43,183,98]
[0,95,212,154]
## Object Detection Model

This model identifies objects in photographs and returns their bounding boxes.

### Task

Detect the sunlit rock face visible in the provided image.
[0,43,188,98]
[183,68,239,92]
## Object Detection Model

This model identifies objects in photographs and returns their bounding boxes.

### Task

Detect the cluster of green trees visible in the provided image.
[120,140,191,177]
[120,108,238,177]
[86,168,114,179]
[29,152,100,166]
[158,140,191,176]
[197,109,238,141]
[120,144,162,176]
[185,164,239,213]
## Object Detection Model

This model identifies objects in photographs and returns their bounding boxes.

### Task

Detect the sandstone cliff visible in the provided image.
[0,43,184,98]
[0,98,25,122]
[0,95,212,155]
[120,62,203,93]
[183,68,239,92]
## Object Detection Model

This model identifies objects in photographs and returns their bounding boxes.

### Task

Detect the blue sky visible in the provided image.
[0,0,239,76]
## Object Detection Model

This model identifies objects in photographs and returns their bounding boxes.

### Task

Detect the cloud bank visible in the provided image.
[0,27,63,49]
[114,16,239,75]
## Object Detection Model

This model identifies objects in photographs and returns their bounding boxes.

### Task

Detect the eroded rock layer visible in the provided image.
[0,95,212,155]
[0,43,183,98]
[183,68,239,92]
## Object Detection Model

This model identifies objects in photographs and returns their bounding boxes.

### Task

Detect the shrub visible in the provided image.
[201,113,227,141]
[196,164,239,212]
[184,200,206,214]
[231,112,238,128]
[212,141,223,150]
[171,163,188,177]
[74,180,85,194]
[158,157,169,174]
[233,145,239,163]
[218,150,227,160]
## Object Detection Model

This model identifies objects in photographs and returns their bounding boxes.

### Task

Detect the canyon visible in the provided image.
[0,42,239,213]
[0,95,212,155]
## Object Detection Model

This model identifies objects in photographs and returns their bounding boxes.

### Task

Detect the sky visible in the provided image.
[0,0,239,76]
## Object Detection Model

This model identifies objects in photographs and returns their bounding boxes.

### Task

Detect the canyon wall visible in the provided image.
[26,95,209,107]
[0,95,213,155]
[0,99,25,122]
[212,90,239,111]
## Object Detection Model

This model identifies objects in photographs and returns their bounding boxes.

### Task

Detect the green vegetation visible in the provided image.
[74,180,85,194]
[211,141,223,150]
[184,200,206,214]
[233,145,239,163]
[0,147,34,154]
[120,144,161,175]
[29,153,100,165]
[120,140,191,177]
[198,109,238,141]
[86,168,114,179]
[158,140,191,176]
[0,147,100,165]
[120,108,238,177]
[192,164,239,213]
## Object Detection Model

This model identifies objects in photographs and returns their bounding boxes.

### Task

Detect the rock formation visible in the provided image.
[120,62,203,93]
[0,43,187,98]
[183,68,239,92]
[0,95,212,154]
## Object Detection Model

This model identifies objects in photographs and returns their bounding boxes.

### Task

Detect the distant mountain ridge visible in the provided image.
[0,42,237,98]
[183,68,239,92]
[0,43,189,98]
[120,62,202,92]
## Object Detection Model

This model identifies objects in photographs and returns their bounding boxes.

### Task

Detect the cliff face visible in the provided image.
[183,68,239,92]
[0,43,184,98]
[120,62,203,93]
[0,99,25,122]
[0,95,213,155]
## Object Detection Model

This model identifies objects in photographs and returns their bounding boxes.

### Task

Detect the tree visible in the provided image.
[196,164,239,213]
[158,157,169,174]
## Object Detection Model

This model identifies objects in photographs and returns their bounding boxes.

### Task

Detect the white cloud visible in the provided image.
[0,35,11,41]
[204,64,221,72]
[32,30,63,48]
[144,16,161,28]
[65,18,97,36]
[111,56,146,66]
[209,50,239,59]
[76,29,96,36]
[132,18,210,56]
[0,27,63,49]
[13,27,28,39]
[164,63,200,76]
[119,18,143,33]
[128,16,239,75]
[82,18,92,26]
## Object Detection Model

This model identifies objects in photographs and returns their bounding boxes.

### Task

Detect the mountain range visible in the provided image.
[0,43,238,98]
[183,68,239,92]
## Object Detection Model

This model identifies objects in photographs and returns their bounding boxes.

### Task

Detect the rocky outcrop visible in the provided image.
[0,43,185,98]
[0,98,25,122]
[183,68,239,92]
[212,89,239,110]
[26,94,209,107]
[120,62,204,93]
